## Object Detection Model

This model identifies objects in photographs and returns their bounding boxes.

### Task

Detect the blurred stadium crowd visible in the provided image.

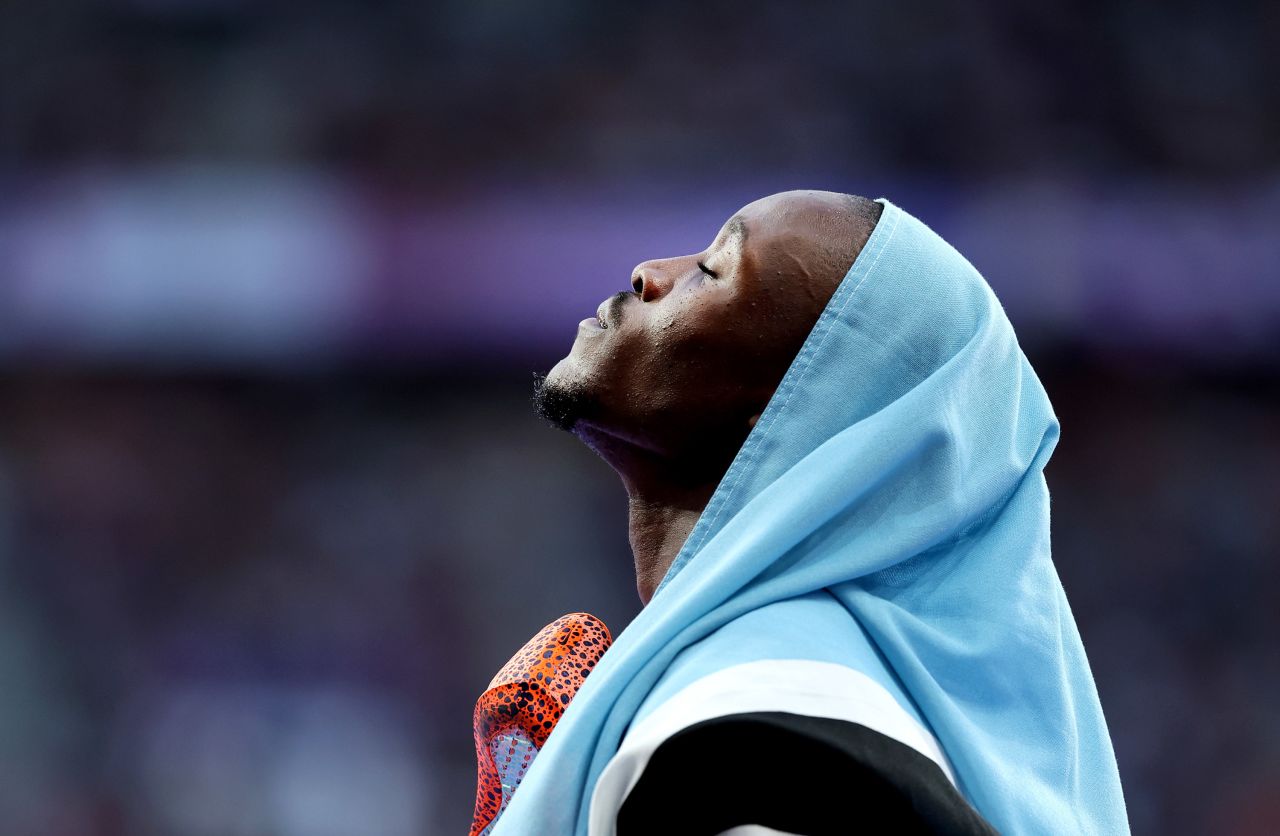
[1,1,1277,834]
[2,0,1277,177]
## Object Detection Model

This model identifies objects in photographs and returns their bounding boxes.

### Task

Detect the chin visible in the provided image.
[544,354,574,387]
[533,359,595,434]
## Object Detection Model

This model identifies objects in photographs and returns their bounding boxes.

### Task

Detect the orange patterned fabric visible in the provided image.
[470,612,612,836]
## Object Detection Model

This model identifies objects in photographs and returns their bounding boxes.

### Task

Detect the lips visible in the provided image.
[595,300,610,329]
[596,291,637,330]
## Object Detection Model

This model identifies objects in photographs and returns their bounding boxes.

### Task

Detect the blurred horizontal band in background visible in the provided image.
[2,170,1278,369]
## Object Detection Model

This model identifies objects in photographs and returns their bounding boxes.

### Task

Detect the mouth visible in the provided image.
[594,292,633,330]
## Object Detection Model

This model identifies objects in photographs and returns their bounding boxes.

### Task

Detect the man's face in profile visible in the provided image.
[535,190,872,467]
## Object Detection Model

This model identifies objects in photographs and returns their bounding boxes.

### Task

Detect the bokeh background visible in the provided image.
[2,1,1278,834]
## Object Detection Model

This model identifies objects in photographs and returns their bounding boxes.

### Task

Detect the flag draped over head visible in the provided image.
[491,198,1130,835]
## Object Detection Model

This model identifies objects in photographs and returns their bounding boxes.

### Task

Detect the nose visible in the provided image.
[630,260,676,303]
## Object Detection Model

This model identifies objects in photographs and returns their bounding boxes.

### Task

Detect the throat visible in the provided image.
[628,487,716,605]
[570,422,740,605]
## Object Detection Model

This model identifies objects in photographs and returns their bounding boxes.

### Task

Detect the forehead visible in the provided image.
[715,191,845,248]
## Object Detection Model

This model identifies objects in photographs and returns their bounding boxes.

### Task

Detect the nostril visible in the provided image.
[631,273,644,294]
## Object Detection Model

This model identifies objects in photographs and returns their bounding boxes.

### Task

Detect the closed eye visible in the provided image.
[697,261,718,279]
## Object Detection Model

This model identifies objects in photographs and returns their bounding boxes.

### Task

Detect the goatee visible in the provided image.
[531,372,592,433]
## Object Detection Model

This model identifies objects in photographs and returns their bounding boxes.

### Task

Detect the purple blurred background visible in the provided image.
[1,1,1278,834]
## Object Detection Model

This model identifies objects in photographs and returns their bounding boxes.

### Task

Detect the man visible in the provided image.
[496,191,1128,834]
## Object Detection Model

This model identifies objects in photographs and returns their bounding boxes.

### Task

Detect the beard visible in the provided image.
[531,371,594,433]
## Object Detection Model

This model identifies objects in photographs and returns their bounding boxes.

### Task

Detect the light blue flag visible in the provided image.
[491,198,1130,835]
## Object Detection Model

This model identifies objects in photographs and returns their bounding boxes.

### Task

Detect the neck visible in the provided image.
[626,482,718,604]
[574,424,729,605]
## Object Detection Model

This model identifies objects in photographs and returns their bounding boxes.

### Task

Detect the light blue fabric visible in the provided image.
[492,198,1129,835]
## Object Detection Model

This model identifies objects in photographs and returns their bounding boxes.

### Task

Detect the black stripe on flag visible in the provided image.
[616,711,997,835]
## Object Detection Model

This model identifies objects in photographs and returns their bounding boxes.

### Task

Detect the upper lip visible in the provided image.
[596,292,632,329]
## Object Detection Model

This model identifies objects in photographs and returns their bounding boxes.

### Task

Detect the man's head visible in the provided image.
[535,190,882,478]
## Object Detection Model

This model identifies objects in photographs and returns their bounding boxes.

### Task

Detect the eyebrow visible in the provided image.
[723,216,749,246]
